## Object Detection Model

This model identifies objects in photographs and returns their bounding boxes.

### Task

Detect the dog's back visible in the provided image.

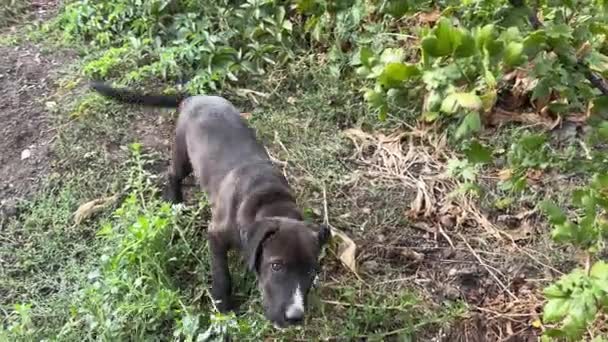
[177,96,271,200]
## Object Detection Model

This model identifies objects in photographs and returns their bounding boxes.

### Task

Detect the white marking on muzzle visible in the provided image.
[285,285,304,320]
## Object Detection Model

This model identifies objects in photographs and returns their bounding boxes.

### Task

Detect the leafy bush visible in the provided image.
[357,0,608,135]
[54,0,360,91]
[541,174,608,339]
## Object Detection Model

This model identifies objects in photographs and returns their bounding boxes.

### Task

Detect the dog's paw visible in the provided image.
[162,189,183,204]
[171,203,186,213]
[213,298,234,313]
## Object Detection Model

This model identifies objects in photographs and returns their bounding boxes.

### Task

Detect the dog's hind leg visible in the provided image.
[164,127,192,203]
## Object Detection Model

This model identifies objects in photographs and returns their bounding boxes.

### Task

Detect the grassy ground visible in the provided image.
[1,2,607,342]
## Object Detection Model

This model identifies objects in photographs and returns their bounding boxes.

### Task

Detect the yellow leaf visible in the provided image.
[330,226,358,277]
[498,169,512,181]
[73,195,119,225]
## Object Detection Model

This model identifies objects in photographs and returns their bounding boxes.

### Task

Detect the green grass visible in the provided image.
[0,0,30,28]
[6,1,608,339]
[0,39,463,340]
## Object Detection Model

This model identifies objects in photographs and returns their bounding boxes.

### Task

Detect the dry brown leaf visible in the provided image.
[343,128,374,143]
[526,169,544,185]
[73,195,118,225]
[401,248,424,262]
[487,108,559,129]
[566,111,589,124]
[498,169,512,181]
[576,41,592,60]
[408,189,425,217]
[415,10,441,24]
[504,220,534,242]
[330,226,358,276]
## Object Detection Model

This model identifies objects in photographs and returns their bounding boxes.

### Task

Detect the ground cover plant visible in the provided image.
[1,0,608,340]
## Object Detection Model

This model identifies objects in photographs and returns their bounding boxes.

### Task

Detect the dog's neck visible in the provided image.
[236,186,302,229]
[254,200,302,221]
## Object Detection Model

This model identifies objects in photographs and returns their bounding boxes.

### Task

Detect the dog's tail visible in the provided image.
[89,81,187,108]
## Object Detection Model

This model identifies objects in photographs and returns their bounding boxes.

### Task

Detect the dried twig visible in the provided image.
[458,233,519,301]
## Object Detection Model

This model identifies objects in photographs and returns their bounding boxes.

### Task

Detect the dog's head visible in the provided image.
[244,217,331,328]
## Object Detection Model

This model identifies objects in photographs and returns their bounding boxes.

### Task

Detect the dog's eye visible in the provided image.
[270,262,283,272]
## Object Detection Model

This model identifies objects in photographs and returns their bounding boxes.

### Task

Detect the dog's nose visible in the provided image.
[285,308,304,325]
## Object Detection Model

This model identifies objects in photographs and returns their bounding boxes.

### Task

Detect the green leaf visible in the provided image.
[422,111,439,122]
[519,133,546,150]
[421,36,444,58]
[545,23,573,40]
[386,88,410,107]
[562,292,597,335]
[592,173,608,189]
[359,47,374,68]
[464,140,492,164]
[475,24,503,56]
[378,106,388,121]
[523,30,547,57]
[422,18,456,57]
[295,0,323,15]
[378,63,420,88]
[486,39,505,57]
[593,96,608,115]
[503,42,526,67]
[544,283,566,298]
[590,261,608,280]
[587,51,608,74]
[598,121,608,139]
[543,297,571,323]
[500,26,523,42]
[364,89,386,109]
[475,24,495,50]
[434,18,455,55]
[380,48,404,64]
[455,112,481,140]
[540,201,567,225]
[380,0,409,18]
[441,92,483,114]
[474,24,504,56]
[551,221,578,243]
[453,32,477,58]
[365,88,389,121]
[356,66,371,77]
[572,189,589,207]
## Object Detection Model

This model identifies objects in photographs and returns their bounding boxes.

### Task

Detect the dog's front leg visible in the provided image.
[209,231,233,313]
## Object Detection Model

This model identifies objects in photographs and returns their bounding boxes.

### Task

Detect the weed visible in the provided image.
[541,173,608,339]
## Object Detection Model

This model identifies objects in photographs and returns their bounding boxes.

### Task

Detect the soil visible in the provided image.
[0,43,73,217]
[0,0,64,218]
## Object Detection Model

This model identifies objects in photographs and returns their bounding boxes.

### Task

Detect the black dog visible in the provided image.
[90,82,331,328]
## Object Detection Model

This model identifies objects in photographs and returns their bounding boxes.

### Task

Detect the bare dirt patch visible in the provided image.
[0,43,75,217]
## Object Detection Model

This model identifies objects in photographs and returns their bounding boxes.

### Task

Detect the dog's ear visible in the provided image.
[244,220,279,273]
